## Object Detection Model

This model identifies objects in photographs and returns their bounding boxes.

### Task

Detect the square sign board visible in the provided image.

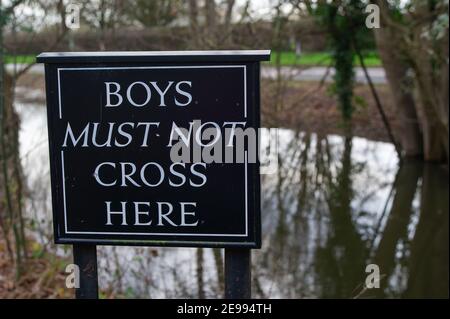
[37,51,270,248]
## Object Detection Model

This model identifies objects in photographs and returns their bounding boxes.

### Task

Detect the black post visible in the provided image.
[225,248,251,299]
[73,244,99,299]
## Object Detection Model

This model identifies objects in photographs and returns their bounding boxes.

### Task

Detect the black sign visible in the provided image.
[37,51,270,248]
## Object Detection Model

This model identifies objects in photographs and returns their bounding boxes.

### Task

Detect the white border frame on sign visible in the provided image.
[57,65,249,238]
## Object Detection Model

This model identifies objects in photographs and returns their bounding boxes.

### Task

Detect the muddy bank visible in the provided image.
[261,80,398,143]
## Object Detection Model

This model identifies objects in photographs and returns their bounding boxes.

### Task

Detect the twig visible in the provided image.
[352,37,403,161]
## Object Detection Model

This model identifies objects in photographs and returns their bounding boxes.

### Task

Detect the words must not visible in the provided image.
[37,51,270,248]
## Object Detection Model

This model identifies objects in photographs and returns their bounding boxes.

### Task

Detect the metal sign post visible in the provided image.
[225,248,251,299]
[73,244,98,299]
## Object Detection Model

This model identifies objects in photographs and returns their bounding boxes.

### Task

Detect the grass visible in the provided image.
[267,51,382,67]
[4,55,36,64]
[4,52,383,67]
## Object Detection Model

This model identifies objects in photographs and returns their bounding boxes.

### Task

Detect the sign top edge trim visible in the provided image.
[36,50,271,64]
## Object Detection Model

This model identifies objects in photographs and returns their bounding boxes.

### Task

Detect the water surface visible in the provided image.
[16,100,448,298]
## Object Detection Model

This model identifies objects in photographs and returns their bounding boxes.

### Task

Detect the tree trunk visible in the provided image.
[204,0,217,48]
[204,0,217,31]
[188,0,200,48]
[373,26,423,158]
[196,247,205,298]
[374,0,449,163]
[1,72,26,277]
[410,25,449,162]
[221,0,236,48]
[403,164,449,298]
[371,160,422,297]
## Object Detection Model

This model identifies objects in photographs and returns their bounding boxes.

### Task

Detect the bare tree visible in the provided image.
[1,0,67,278]
[188,0,200,48]
[187,0,237,49]
[81,0,126,50]
[123,0,182,28]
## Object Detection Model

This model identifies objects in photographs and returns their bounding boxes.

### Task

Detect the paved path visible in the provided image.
[7,63,386,84]
[261,66,386,84]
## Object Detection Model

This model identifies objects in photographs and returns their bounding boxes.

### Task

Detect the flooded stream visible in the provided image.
[16,99,448,298]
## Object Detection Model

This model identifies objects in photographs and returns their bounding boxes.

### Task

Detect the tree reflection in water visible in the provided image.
[255,129,448,298]
[17,101,448,298]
